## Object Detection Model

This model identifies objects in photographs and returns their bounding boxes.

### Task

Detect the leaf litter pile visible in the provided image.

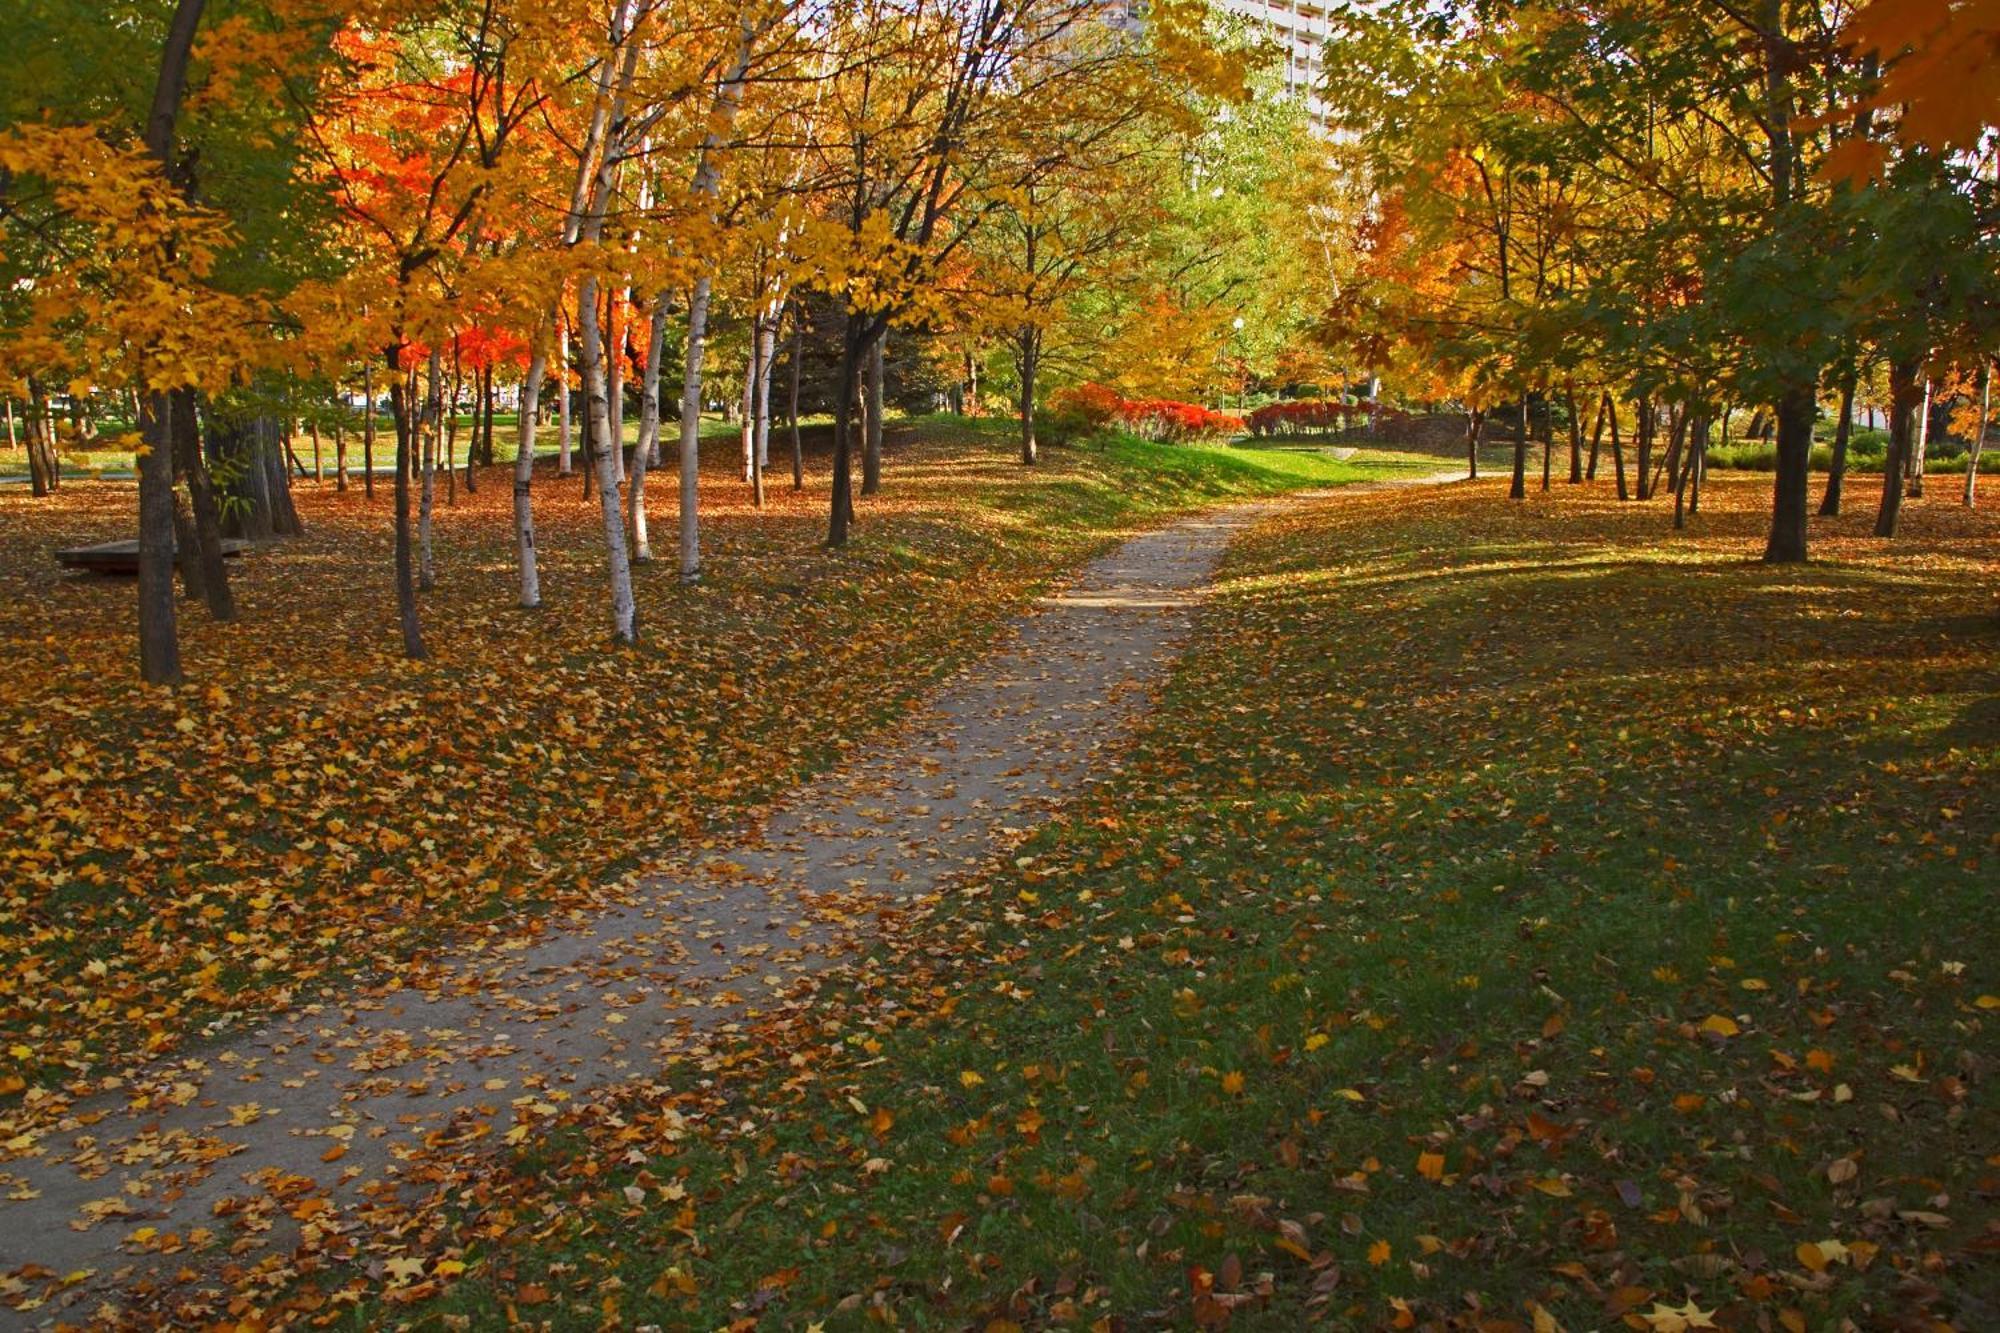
[233,474,1993,1332]
[0,424,1422,1319]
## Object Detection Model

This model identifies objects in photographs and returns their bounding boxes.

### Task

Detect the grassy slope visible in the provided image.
[0,421,1413,1096]
[363,474,1997,1332]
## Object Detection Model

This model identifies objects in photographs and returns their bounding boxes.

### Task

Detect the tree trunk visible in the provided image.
[1819,370,1856,516]
[419,350,440,591]
[608,290,626,486]
[1966,360,1990,507]
[1586,392,1605,481]
[172,488,202,603]
[1509,396,1528,500]
[267,421,301,534]
[754,313,775,473]
[1673,414,1701,530]
[1019,327,1039,466]
[386,355,426,659]
[516,337,548,607]
[134,0,208,685]
[749,318,768,508]
[310,417,322,484]
[480,365,496,468]
[335,415,348,491]
[678,274,714,582]
[789,316,804,491]
[362,365,376,498]
[1465,407,1481,480]
[1607,395,1628,501]
[580,273,637,641]
[1566,387,1583,484]
[1762,384,1816,562]
[862,331,885,495]
[741,356,756,483]
[1635,399,1653,501]
[632,296,669,562]
[558,315,574,477]
[174,387,233,621]
[1906,378,1930,497]
[25,379,58,496]
[829,321,865,546]
[1690,414,1709,516]
[1657,406,1686,500]
[446,356,467,497]
[1875,359,1921,538]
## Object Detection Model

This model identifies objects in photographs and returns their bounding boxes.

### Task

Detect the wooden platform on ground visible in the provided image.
[56,539,247,575]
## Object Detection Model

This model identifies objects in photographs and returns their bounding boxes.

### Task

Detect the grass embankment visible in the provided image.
[0,419,1412,1099]
[358,474,1995,1332]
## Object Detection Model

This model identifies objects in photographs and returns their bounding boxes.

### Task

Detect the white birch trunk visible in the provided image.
[1966,361,1990,507]
[515,336,547,607]
[630,296,669,562]
[608,291,626,485]
[678,274,713,582]
[557,317,573,476]
[755,315,776,469]
[580,275,636,641]
[1908,378,1931,497]
[741,356,756,482]
[419,350,441,592]
[675,22,756,582]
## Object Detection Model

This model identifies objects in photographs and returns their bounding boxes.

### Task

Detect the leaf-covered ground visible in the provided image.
[0,421,1427,1104]
[294,474,1996,1332]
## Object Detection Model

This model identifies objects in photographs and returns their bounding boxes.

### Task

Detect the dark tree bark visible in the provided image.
[1756,0,1815,563]
[1465,407,1482,480]
[1635,399,1654,501]
[173,387,233,620]
[828,320,867,547]
[135,0,209,685]
[25,379,60,496]
[1509,396,1529,500]
[1875,359,1922,538]
[172,488,202,602]
[1657,406,1686,500]
[1818,371,1855,516]
[137,391,182,683]
[1586,391,1605,481]
[1762,384,1816,562]
[1673,414,1704,530]
[263,418,301,535]
[479,364,497,468]
[1607,394,1629,501]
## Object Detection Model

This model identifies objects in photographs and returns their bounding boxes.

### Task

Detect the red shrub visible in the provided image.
[1053,384,1242,442]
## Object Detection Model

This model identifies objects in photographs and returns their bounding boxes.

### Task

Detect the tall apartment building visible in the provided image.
[1210,0,1333,127]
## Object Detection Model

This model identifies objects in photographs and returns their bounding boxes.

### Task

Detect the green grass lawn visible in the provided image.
[327,475,1998,1332]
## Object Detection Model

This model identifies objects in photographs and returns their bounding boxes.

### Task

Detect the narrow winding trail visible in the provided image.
[0,478,1451,1325]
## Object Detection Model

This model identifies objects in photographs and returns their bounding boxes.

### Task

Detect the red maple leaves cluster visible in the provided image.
[1053,382,1244,442]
